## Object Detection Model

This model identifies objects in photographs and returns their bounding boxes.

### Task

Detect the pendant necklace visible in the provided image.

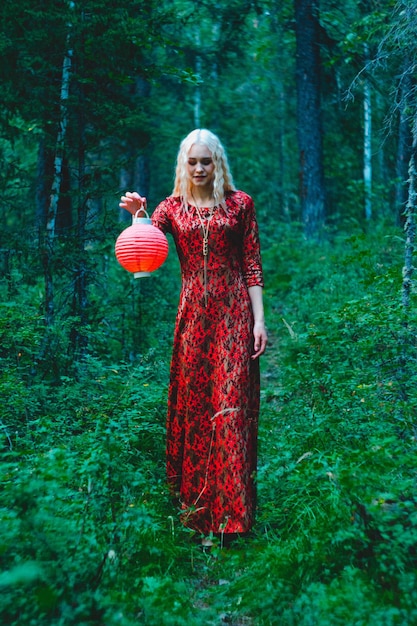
[192,194,216,307]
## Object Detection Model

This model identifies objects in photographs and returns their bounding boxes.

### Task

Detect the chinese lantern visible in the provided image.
[115,210,168,278]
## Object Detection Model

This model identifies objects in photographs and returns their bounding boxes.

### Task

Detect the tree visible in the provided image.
[402,112,416,310]
[363,45,373,220]
[294,0,326,238]
[394,60,413,227]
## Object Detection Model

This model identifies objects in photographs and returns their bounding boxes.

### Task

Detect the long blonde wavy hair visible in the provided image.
[172,129,236,208]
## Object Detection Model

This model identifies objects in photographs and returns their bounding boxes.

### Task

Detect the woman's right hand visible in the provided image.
[119,191,147,216]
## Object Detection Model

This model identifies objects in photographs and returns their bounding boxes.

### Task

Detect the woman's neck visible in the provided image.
[189,188,214,207]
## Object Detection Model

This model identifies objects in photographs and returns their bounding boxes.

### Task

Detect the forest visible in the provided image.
[1,0,417,624]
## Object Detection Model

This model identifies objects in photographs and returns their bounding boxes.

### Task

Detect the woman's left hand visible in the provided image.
[251,321,268,359]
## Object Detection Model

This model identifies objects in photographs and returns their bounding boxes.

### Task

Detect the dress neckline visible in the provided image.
[188,202,216,210]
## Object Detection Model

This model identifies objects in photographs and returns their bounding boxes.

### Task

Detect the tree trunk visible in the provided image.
[70,13,89,359]
[194,27,202,128]
[46,47,73,243]
[395,63,413,227]
[294,0,326,238]
[134,153,150,203]
[363,59,372,220]
[70,141,88,357]
[119,76,151,222]
[43,41,73,327]
[35,137,53,230]
[277,89,288,220]
[194,53,202,128]
[56,155,73,234]
[402,111,417,310]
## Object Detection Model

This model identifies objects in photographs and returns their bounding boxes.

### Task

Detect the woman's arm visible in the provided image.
[248,285,268,359]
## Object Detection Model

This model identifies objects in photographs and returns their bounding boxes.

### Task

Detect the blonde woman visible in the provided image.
[120,129,267,544]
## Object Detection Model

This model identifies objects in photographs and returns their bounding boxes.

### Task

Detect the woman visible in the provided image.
[120,129,267,542]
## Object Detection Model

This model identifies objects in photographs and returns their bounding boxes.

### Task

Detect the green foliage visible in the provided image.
[2,218,417,625]
[0,355,198,625]
[239,221,417,625]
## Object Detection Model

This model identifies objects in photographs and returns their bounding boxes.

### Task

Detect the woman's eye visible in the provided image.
[188,158,212,165]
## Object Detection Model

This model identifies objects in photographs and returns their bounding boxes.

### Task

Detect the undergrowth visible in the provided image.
[1,222,417,625]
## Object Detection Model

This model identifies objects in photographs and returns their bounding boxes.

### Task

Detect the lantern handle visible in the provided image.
[134,208,149,219]
[132,208,151,224]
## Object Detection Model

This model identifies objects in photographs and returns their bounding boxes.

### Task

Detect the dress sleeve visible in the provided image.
[241,194,264,288]
[151,198,173,234]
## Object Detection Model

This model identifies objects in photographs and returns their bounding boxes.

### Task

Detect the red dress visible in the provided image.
[152,190,264,535]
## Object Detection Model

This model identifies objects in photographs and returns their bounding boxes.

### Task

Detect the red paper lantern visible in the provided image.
[115,211,168,278]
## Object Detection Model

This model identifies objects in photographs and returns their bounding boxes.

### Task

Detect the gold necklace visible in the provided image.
[191,195,216,306]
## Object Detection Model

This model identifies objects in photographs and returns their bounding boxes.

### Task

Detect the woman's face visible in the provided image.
[187,143,215,192]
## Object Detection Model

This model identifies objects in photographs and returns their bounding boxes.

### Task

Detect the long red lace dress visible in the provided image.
[151,190,264,535]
